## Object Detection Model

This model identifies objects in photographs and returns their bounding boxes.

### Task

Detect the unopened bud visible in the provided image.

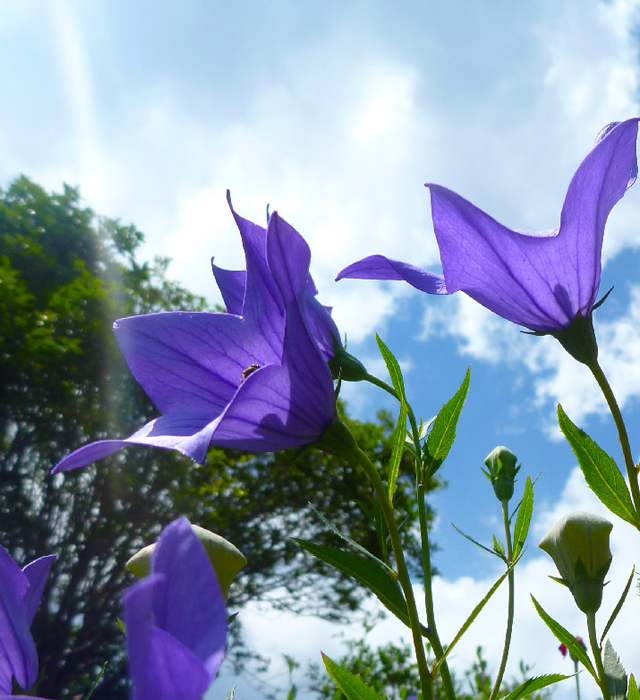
[483,446,520,502]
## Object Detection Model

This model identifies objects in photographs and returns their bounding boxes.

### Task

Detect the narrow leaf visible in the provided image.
[322,654,389,700]
[223,688,236,700]
[601,567,635,644]
[558,405,638,526]
[512,476,534,559]
[375,334,407,402]
[452,523,504,560]
[433,559,518,675]
[308,503,392,572]
[531,595,597,680]
[627,675,639,700]
[499,674,569,700]
[423,368,470,478]
[603,640,627,700]
[388,400,408,500]
[296,539,410,627]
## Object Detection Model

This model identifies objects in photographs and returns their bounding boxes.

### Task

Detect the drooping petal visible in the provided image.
[337,254,448,294]
[151,519,227,678]
[0,547,37,694]
[22,556,55,626]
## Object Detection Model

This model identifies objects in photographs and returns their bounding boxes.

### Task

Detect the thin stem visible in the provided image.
[586,612,610,700]
[587,358,640,518]
[488,500,515,700]
[573,659,581,700]
[350,443,433,699]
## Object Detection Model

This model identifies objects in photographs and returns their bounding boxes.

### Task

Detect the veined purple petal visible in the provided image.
[429,118,639,331]
[210,264,246,315]
[151,519,227,678]
[337,254,447,294]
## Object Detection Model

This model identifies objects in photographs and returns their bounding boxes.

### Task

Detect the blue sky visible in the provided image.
[3,1,640,698]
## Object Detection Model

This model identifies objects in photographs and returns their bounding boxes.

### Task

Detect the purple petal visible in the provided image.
[337,254,448,295]
[0,546,37,694]
[22,555,55,626]
[52,411,220,473]
[151,519,227,677]
[123,575,210,700]
[428,118,639,331]
[303,292,342,361]
[210,264,246,315]
[114,312,280,417]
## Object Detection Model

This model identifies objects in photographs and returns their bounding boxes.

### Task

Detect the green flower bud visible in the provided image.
[539,511,612,614]
[327,336,368,382]
[482,446,520,502]
[126,524,247,601]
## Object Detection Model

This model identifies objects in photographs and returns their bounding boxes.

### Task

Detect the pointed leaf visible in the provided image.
[603,640,627,700]
[558,405,638,526]
[295,539,410,627]
[452,523,504,560]
[223,687,236,700]
[512,476,534,559]
[423,368,470,478]
[322,654,389,700]
[499,674,569,700]
[531,595,597,680]
[433,558,518,675]
[388,400,408,500]
[601,567,635,644]
[627,675,639,700]
[375,335,407,403]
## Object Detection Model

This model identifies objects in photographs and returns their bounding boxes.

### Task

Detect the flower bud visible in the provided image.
[482,446,520,502]
[539,511,612,613]
[126,524,247,601]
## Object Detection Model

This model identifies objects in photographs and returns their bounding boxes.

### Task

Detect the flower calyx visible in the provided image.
[483,446,520,503]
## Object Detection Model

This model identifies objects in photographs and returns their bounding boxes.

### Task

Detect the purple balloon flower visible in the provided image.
[53,195,336,473]
[0,544,55,696]
[338,119,639,334]
[123,518,227,700]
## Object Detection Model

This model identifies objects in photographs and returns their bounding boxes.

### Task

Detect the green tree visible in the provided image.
[0,177,437,699]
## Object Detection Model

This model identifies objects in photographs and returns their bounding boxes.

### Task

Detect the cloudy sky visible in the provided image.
[3,1,640,698]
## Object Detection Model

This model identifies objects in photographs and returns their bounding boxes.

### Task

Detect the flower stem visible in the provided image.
[586,612,610,700]
[587,358,640,519]
[488,500,515,700]
[349,442,433,699]
[573,659,581,700]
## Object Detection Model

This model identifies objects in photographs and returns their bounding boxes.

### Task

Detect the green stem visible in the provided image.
[573,659,581,700]
[586,612,610,700]
[587,358,640,519]
[488,500,515,700]
[350,442,433,699]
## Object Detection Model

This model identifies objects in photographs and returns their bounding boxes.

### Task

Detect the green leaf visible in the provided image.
[322,654,389,700]
[223,687,236,700]
[603,640,627,700]
[433,558,518,675]
[423,368,470,478]
[388,400,408,500]
[512,476,534,559]
[375,334,407,403]
[627,674,639,700]
[451,523,504,560]
[531,595,597,680]
[83,661,108,700]
[295,539,410,627]
[557,405,638,526]
[499,674,569,700]
[601,566,635,644]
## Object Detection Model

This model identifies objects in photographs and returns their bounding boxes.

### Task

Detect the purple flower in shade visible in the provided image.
[52,194,337,473]
[123,518,227,700]
[338,119,639,336]
[0,544,55,697]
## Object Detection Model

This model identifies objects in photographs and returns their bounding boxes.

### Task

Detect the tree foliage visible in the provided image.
[0,177,438,699]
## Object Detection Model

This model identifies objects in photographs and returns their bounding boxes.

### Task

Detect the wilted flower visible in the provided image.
[539,511,613,613]
[123,518,227,700]
[0,543,55,697]
[53,194,337,473]
[126,524,246,601]
[337,119,639,359]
